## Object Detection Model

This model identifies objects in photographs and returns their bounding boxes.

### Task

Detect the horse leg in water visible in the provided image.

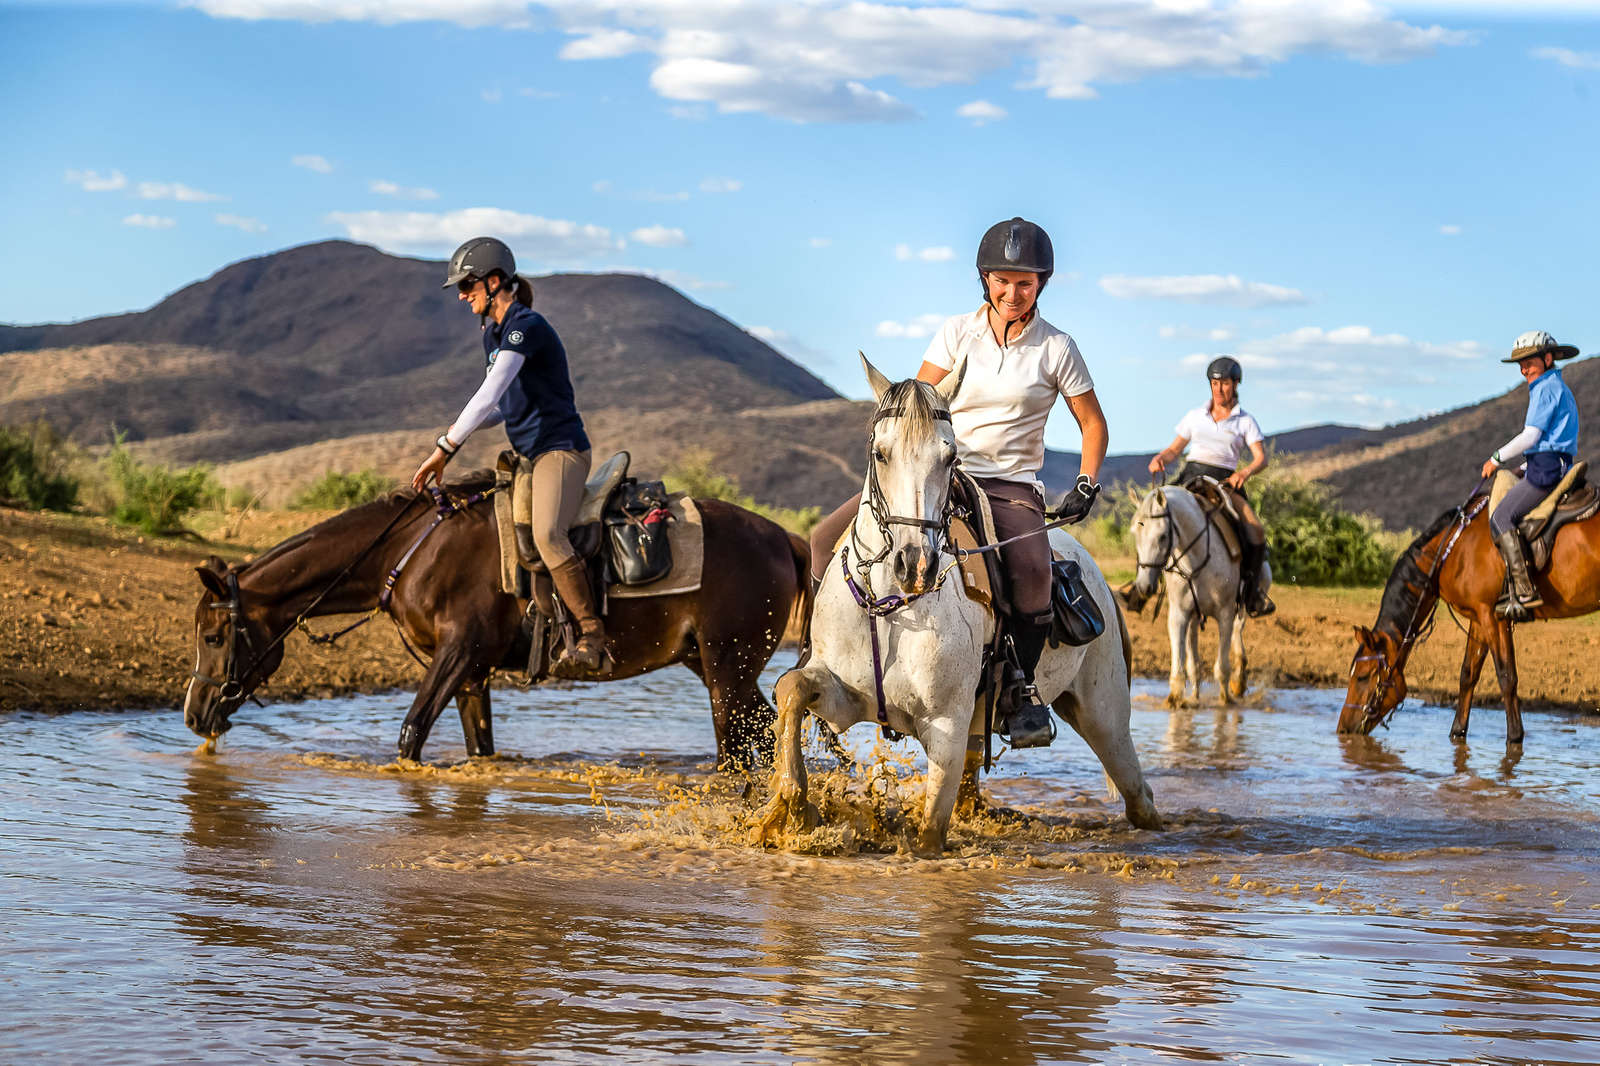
[397,631,491,761]
[913,713,972,857]
[696,634,779,773]
[1165,593,1191,708]
[1449,616,1492,741]
[749,670,828,846]
[455,679,495,758]
[1052,683,1162,830]
[1212,602,1238,706]
[1228,617,1249,700]
[1486,618,1526,745]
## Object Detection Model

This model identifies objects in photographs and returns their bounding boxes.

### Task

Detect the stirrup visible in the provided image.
[560,631,610,671]
[1001,689,1056,749]
[1247,593,1276,618]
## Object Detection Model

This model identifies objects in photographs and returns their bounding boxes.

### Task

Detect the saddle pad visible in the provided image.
[830,518,991,608]
[607,494,704,599]
[1523,459,1589,530]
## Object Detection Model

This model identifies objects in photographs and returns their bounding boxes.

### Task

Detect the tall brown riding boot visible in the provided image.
[549,557,609,670]
[1493,530,1542,621]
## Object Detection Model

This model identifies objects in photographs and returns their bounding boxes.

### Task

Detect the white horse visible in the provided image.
[751,356,1161,857]
[1126,484,1267,707]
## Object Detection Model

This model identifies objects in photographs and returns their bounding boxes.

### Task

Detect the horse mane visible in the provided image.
[241,470,499,574]
[877,379,948,439]
[1374,504,1466,637]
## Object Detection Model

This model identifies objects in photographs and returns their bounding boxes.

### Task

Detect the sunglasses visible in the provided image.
[456,275,482,293]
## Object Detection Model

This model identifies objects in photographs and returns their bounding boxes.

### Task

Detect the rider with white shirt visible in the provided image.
[1146,357,1276,617]
[808,217,1108,748]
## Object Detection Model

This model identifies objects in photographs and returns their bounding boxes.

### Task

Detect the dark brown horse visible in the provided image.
[184,472,810,770]
[1339,495,1600,744]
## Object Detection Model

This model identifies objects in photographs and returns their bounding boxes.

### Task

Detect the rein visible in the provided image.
[1134,492,1215,624]
[1346,491,1488,731]
[192,485,497,704]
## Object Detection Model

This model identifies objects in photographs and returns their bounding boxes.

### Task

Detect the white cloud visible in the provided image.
[1531,46,1600,70]
[1100,273,1307,308]
[480,88,503,102]
[895,243,956,262]
[325,207,625,259]
[137,180,227,202]
[809,237,832,248]
[747,326,784,343]
[956,99,1007,125]
[65,168,127,192]
[1160,324,1236,342]
[699,176,742,193]
[630,224,688,247]
[653,268,732,291]
[215,213,267,232]
[291,154,333,173]
[1179,325,1486,388]
[640,189,689,202]
[876,314,946,339]
[193,2,1472,123]
[1439,223,1462,236]
[123,214,176,229]
[370,179,439,200]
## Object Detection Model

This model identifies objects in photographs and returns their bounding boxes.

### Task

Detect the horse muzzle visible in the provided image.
[892,544,940,596]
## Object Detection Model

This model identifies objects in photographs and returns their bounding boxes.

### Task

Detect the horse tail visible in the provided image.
[785,531,814,648]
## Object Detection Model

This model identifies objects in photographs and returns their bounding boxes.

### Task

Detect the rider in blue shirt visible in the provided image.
[1478,330,1582,620]
[412,237,606,670]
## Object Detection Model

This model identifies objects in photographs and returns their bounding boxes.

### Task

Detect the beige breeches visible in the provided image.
[513,448,591,566]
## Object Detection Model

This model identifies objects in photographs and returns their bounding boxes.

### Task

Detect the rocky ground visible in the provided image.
[3,504,1597,729]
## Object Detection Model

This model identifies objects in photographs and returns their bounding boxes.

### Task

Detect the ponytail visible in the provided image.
[513,275,533,307]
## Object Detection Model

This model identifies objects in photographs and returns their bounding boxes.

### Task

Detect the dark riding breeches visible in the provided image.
[807,477,1052,620]
[1490,453,1573,536]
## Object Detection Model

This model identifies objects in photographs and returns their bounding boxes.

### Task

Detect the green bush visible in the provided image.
[665,455,821,535]
[0,420,79,511]
[1252,472,1397,586]
[291,469,397,510]
[101,433,221,534]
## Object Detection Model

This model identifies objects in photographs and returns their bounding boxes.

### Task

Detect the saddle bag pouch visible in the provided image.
[1049,559,1105,647]
[604,478,674,586]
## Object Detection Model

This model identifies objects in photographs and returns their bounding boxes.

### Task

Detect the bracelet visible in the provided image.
[436,434,459,457]
[1491,451,1501,464]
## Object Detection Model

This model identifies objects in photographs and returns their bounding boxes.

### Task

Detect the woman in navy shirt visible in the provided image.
[412,236,606,669]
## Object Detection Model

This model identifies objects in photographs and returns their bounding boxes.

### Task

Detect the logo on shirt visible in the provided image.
[507,330,524,345]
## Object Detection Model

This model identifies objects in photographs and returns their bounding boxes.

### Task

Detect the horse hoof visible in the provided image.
[912,829,947,859]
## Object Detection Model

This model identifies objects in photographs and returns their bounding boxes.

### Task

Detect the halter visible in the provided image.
[1343,494,1487,731]
[1133,490,1215,619]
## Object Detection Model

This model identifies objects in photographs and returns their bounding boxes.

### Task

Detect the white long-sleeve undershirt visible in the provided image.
[1494,425,1542,465]
[445,349,524,446]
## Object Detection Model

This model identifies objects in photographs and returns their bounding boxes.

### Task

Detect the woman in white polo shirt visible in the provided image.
[807,217,1107,749]
[1146,356,1275,616]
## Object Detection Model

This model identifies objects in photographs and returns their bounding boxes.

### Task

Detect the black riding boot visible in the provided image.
[1240,540,1276,617]
[1493,530,1541,621]
[1000,618,1056,749]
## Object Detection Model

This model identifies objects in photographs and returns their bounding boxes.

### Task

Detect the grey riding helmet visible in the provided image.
[1207,357,1243,383]
[976,217,1054,283]
[442,236,516,288]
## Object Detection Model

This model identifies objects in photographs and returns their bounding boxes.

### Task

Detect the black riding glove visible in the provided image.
[1050,475,1100,524]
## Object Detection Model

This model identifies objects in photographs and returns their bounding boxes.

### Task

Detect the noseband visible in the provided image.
[191,571,255,705]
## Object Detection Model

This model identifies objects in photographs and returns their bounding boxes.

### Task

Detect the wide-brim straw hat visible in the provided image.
[1502,329,1580,363]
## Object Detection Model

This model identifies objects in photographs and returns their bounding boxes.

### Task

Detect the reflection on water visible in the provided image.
[3,661,1598,1063]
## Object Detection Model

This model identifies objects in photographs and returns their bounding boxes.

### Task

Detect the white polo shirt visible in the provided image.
[921,308,1095,485]
[1175,403,1264,471]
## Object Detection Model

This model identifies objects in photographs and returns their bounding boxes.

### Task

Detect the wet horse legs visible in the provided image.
[1487,619,1525,745]
[455,680,495,758]
[1450,621,1490,741]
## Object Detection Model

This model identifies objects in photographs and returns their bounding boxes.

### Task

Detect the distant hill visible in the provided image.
[2,239,1545,525]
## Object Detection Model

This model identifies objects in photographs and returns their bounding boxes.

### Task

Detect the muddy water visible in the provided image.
[4,659,1598,1065]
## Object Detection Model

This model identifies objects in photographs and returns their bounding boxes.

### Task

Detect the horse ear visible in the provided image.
[1352,624,1372,645]
[1126,484,1141,505]
[932,357,966,405]
[1155,488,1167,505]
[859,351,893,404]
[196,556,231,599]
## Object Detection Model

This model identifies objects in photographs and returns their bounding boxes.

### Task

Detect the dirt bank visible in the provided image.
[3,505,1597,724]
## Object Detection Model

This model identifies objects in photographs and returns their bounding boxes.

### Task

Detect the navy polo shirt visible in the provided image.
[483,303,590,459]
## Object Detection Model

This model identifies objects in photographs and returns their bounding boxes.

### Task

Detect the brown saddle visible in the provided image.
[1176,475,1243,562]
[1515,461,1598,571]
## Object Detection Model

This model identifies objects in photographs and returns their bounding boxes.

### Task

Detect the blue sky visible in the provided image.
[2,0,1598,453]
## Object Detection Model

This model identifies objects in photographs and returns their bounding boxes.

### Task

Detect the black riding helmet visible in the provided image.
[443,236,516,289]
[976,216,1053,294]
[1207,356,1243,383]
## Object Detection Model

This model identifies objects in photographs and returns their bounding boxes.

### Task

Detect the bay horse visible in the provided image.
[183,472,810,770]
[1339,492,1600,744]
[1124,483,1265,707]
[751,356,1160,857]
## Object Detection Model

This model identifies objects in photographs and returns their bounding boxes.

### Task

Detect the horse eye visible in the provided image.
[873,448,887,464]
[204,634,223,647]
